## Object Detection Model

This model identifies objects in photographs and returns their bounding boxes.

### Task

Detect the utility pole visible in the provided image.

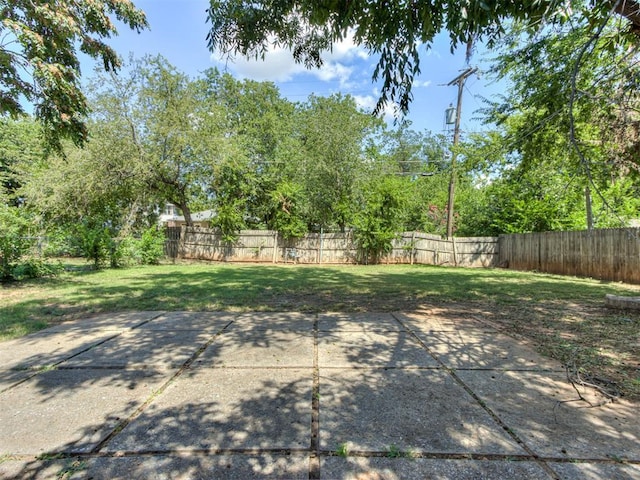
[445,67,477,239]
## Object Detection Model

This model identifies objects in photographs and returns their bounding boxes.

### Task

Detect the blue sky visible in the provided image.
[90,0,505,135]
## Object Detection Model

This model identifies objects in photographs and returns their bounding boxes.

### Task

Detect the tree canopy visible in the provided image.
[206,0,640,117]
[0,0,148,147]
[479,10,640,229]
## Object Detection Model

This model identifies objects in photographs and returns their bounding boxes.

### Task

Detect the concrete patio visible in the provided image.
[0,310,638,479]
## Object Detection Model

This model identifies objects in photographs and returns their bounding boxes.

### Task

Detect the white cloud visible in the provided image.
[316,62,354,87]
[326,35,369,61]
[210,33,370,86]
[213,45,307,82]
[414,80,432,88]
[352,94,397,123]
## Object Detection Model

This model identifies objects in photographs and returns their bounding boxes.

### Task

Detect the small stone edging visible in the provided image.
[605,294,640,311]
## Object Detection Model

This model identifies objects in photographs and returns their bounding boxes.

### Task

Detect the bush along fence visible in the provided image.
[164,227,499,268]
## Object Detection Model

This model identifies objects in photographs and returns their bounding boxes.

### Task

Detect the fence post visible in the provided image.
[272,231,278,264]
[410,231,415,265]
[451,237,458,267]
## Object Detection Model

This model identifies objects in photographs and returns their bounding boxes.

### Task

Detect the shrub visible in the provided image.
[136,227,165,265]
[74,221,113,269]
[43,228,82,257]
[12,257,63,280]
[109,236,137,268]
[353,178,407,264]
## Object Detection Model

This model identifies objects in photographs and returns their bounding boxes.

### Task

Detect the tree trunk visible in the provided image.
[585,185,594,231]
[176,201,193,226]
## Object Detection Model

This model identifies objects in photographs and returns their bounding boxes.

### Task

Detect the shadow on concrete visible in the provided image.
[0,311,638,479]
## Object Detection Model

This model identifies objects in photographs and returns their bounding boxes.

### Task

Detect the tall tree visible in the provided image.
[0,117,44,205]
[202,69,303,232]
[21,134,150,235]
[297,93,377,230]
[1,0,148,146]
[89,56,241,226]
[483,14,640,228]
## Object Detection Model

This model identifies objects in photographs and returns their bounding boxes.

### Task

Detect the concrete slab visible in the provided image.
[195,330,314,368]
[0,454,310,479]
[318,312,403,332]
[62,329,216,368]
[139,311,236,331]
[319,368,525,455]
[0,330,118,370]
[1,309,637,479]
[105,367,312,452]
[318,331,439,368]
[44,311,164,333]
[321,457,552,480]
[0,369,168,455]
[456,370,640,461]
[396,310,490,332]
[551,461,640,480]
[227,312,315,332]
[408,330,563,371]
[0,459,65,480]
[0,369,35,393]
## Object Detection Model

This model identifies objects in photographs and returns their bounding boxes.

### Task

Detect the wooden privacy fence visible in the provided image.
[499,228,640,284]
[166,227,499,268]
[165,226,640,283]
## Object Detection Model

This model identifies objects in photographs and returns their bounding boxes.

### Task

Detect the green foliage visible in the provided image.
[108,237,135,269]
[424,204,456,237]
[21,133,153,243]
[136,227,166,265]
[212,202,245,243]
[85,56,246,230]
[0,204,32,280]
[61,224,165,269]
[42,227,83,258]
[336,442,349,458]
[15,57,462,243]
[457,156,587,235]
[0,0,148,147]
[0,117,45,204]
[589,178,640,228]
[268,181,308,239]
[477,15,640,231]
[207,1,615,117]
[298,94,377,230]
[0,203,59,281]
[12,257,62,281]
[73,221,113,269]
[353,177,407,264]
[386,445,402,458]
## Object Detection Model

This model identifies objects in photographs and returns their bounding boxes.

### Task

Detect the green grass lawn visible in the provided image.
[2,260,639,399]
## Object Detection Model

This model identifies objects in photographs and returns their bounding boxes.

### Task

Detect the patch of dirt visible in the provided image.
[471,301,640,402]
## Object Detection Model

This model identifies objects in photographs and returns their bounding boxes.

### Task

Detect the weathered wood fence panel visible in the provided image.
[499,228,640,283]
[169,227,499,268]
[164,227,182,259]
[166,227,640,283]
